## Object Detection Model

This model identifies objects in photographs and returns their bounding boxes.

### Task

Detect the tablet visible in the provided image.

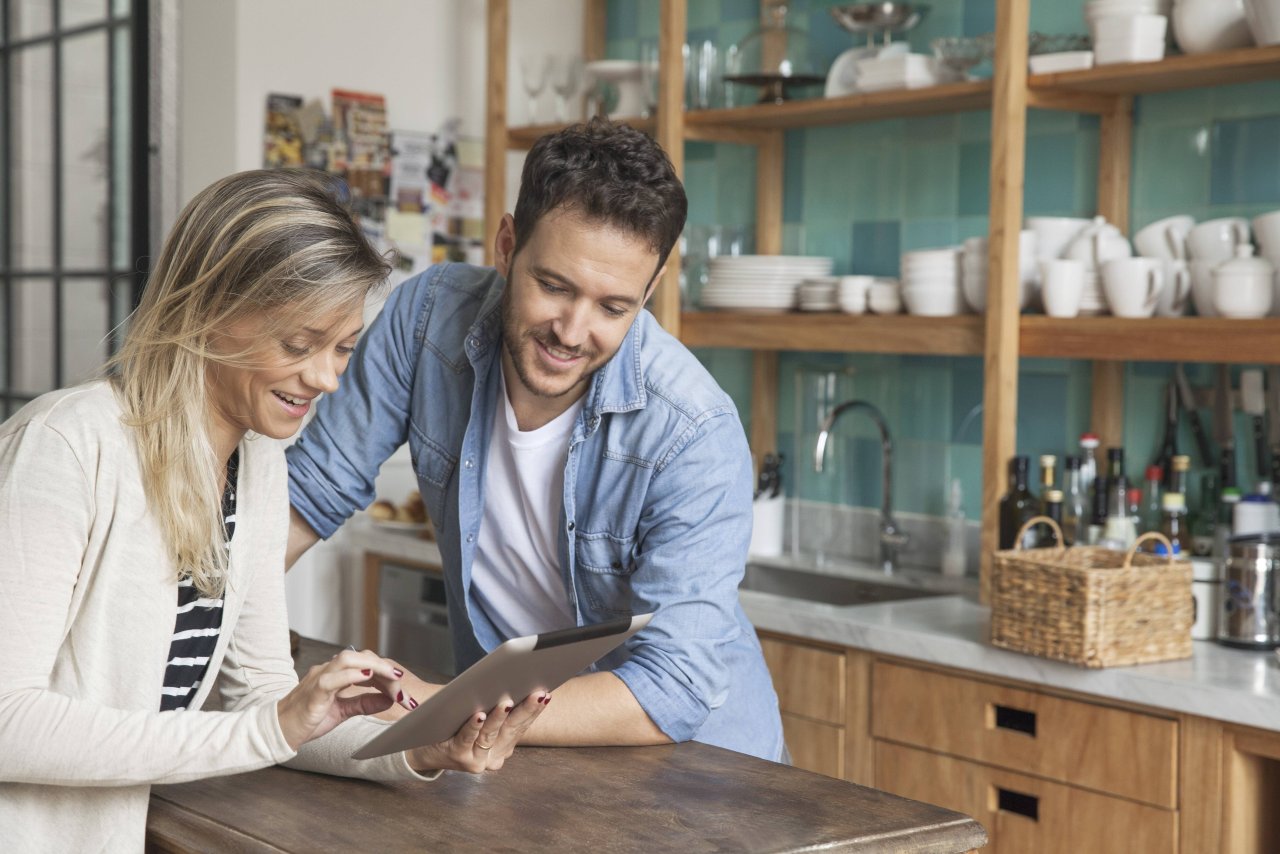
[352,612,653,759]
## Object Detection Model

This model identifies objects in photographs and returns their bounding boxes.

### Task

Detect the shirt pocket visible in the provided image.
[575,533,637,617]
[409,429,457,528]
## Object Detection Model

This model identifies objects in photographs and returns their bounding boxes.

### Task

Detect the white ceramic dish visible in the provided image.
[1029,51,1095,74]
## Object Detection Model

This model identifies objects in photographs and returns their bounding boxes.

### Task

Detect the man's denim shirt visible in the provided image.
[287,263,784,761]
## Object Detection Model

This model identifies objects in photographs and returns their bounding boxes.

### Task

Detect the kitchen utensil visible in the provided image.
[931,33,994,79]
[1267,366,1280,486]
[830,2,930,47]
[519,54,551,123]
[1218,533,1280,649]
[1190,558,1221,641]
[1102,256,1164,317]
[1175,364,1215,467]
[725,1,824,104]
[1216,364,1237,488]
[583,60,646,118]
[1241,369,1268,481]
[1153,379,1179,474]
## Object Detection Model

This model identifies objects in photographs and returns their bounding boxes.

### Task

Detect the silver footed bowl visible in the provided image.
[830,2,930,35]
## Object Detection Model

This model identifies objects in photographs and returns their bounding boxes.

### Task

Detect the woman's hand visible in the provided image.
[276,648,416,751]
[406,691,551,774]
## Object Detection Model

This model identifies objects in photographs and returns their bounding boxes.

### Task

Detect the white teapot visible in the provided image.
[1063,216,1134,271]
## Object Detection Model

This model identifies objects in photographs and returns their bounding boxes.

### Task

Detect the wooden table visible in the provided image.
[147,639,987,853]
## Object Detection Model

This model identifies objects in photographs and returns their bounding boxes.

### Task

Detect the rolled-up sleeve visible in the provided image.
[609,407,753,742]
[287,270,435,538]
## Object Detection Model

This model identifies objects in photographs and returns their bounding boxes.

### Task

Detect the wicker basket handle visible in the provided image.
[1123,531,1177,567]
[1013,515,1064,551]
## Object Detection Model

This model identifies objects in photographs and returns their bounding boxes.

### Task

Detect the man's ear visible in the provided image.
[643,262,668,305]
[494,214,517,277]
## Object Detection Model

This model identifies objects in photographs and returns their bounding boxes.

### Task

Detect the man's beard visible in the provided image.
[500,290,596,400]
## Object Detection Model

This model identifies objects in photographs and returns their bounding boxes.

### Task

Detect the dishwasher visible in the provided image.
[378,562,456,678]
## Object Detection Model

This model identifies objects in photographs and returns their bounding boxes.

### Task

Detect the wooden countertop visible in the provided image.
[147,639,987,853]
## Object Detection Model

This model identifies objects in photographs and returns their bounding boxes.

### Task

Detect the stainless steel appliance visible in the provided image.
[1219,533,1280,649]
[379,563,455,676]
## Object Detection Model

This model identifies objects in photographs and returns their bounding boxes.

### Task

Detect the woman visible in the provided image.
[0,169,545,851]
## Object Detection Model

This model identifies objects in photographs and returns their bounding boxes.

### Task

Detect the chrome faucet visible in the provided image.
[814,400,909,574]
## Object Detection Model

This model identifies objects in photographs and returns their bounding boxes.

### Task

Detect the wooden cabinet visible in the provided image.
[756,632,872,785]
[1222,725,1280,854]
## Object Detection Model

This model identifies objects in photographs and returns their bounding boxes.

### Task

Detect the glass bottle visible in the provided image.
[1062,455,1087,546]
[1215,487,1242,557]
[1127,486,1143,533]
[1143,492,1189,558]
[1170,455,1190,502]
[1141,465,1163,534]
[1190,471,1219,557]
[1039,454,1057,512]
[1037,490,1065,549]
[999,456,1038,550]
[1079,432,1100,503]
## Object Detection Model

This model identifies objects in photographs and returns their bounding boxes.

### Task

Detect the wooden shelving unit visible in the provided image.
[485,0,1280,601]
[508,117,656,149]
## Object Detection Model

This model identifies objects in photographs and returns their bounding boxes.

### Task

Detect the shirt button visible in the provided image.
[468,337,478,348]
[466,533,475,543]
[588,417,599,429]
[567,521,575,532]
[464,458,474,469]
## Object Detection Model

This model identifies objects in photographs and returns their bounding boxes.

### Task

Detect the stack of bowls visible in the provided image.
[958,232,1038,313]
[1246,0,1280,45]
[838,275,874,315]
[1086,0,1169,63]
[797,277,840,311]
[868,279,903,315]
[901,248,964,316]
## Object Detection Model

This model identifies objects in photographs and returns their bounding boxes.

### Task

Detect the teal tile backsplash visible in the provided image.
[617,1,1280,524]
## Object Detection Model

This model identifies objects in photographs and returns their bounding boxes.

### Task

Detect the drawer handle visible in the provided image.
[996,787,1040,821]
[993,704,1037,737]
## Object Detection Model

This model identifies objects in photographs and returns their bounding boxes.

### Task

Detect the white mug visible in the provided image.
[1190,260,1217,317]
[1103,257,1165,318]
[1254,209,1280,257]
[1155,259,1192,317]
[1187,217,1250,264]
[1039,259,1085,318]
[1134,215,1194,261]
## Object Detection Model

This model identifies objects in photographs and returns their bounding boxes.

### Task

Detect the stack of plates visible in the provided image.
[701,255,834,311]
[798,277,839,311]
[901,247,965,316]
[855,53,959,92]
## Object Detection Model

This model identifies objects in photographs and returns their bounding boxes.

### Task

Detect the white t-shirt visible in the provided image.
[471,369,582,638]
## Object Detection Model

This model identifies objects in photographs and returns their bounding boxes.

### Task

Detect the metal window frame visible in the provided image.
[1,0,151,417]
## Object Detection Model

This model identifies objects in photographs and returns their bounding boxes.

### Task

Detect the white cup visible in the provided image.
[1040,259,1086,318]
[838,275,872,315]
[1253,209,1280,257]
[1190,260,1217,317]
[1103,257,1165,318]
[1187,217,1250,264]
[1025,216,1093,261]
[1155,259,1192,317]
[1134,215,1195,260]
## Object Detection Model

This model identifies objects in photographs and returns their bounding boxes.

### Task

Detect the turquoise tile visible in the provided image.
[804,220,855,273]
[1016,370,1071,457]
[1136,89,1215,127]
[606,0,638,42]
[1132,124,1212,212]
[605,36,638,61]
[906,1,963,55]
[950,357,984,442]
[1072,125,1101,215]
[1026,109,1087,136]
[683,159,718,224]
[905,139,960,219]
[783,130,806,223]
[636,0,659,39]
[1029,0,1089,35]
[896,439,952,515]
[686,140,716,162]
[800,125,862,222]
[960,110,992,142]
[782,223,806,254]
[896,362,954,442]
[1211,117,1280,206]
[963,0,996,36]
[1024,132,1081,215]
[719,0,760,24]
[949,442,984,519]
[716,144,758,225]
[1212,80,1280,120]
[850,221,901,276]
[809,11,854,70]
[958,140,991,216]
[957,215,989,241]
[902,219,959,251]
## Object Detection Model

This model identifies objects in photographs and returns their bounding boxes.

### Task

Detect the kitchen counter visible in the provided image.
[147,638,987,854]
[741,585,1280,732]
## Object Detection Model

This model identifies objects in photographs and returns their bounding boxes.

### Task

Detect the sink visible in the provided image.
[740,563,947,607]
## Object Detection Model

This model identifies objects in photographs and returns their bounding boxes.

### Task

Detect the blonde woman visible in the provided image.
[0,170,546,851]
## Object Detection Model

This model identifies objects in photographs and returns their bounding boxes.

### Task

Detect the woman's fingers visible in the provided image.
[329,649,415,712]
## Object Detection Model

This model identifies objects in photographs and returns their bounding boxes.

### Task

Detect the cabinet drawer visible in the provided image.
[876,741,1177,854]
[872,661,1178,809]
[759,635,845,725]
[781,714,843,779]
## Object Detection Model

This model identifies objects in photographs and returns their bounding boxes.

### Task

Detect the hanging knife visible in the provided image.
[1214,364,1236,489]
[1267,366,1280,487]
[1151,379,1179,479]
[1174,364,1214,467]
[1240,369,1268,483]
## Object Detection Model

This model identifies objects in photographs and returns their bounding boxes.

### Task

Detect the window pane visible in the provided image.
[112,0,130,20]
[61,0,109,30]
[10,0,52,41]
[111,24,130,269]
[61,30,109,269]
[13,44,55,270]
[12,278,55,395]
[109,271,134,352]
[0,280,8,390]
[62,278,109,384]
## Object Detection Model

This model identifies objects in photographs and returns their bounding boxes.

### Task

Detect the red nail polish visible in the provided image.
[504,705,514,713]
[477,713,487,724]
[544,696,552,705]
[397,690,404,703]
[409,697,418,709]
[393,668,404,678]
[361,669,372,677]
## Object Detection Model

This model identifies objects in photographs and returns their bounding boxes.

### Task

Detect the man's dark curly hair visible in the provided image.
[512,118,688,275]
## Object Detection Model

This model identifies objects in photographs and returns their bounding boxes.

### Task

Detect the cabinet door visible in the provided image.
[758,634,845,724]
[876,741,1177,854]
[781,714,844,779]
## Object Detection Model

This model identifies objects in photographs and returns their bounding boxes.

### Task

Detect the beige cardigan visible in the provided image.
[0,383,434,853]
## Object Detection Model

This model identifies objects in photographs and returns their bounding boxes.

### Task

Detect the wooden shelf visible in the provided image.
[507,116,656,149]
[679,311,984,356]
[1030,44,1280,97]
[1019,316,1280,363]
[683,80,992,132]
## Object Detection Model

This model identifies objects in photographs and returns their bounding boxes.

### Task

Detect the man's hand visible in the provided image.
[286,506,322,570]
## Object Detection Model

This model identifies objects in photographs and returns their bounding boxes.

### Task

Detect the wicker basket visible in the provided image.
[990,516,1193,668]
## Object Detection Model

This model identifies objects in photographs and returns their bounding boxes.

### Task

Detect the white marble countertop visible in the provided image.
[741,588,1280,733]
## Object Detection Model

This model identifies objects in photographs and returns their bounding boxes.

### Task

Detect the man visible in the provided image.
[286,119,785,762]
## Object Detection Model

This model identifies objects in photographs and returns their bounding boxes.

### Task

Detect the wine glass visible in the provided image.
[639,41,660,118]
[550,55,583,123]
[519,53,550,124]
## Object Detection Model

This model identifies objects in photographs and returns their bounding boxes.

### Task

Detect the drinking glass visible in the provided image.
[550,55,583,123]
[639,41,660,118]
[519,53,550,124]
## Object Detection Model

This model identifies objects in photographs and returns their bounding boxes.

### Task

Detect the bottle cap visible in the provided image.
[1108,447,1125,462]
[1065,455,1081,470]
[1127,487,1142,503]
[1145,465,1163,482]
[1080,433,1100,449]
[1040,454,1057,467]
[1045,489,1064,503]
[1172,455,1190,472]
[1223,487,1242,503]
[1162,492,1186,510]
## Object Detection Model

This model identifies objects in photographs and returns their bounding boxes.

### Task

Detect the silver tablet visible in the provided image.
[352,613,653,759]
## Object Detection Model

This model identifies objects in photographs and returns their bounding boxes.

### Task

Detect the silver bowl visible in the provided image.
[931,34,996,78]
[830,3,930,40]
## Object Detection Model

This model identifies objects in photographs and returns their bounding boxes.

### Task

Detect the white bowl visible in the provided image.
[903,287,966,316]
[1029,51,1096,74]
[1245,0,1280,44]
[1173,0,1253,53]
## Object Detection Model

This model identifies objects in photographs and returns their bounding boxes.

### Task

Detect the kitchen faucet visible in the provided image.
[814,400,909,574]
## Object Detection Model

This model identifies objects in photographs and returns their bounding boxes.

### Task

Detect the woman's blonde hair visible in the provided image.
[107,169,389,597]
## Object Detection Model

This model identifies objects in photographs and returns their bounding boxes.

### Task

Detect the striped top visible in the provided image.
[159,450,237,712]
